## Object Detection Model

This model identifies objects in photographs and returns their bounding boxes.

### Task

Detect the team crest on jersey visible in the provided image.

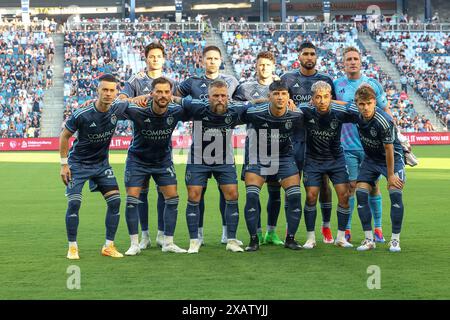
[225,114,232,125]
[167,116,174,126]
[370,127,378,137]
[330,119,339,130]
[111,114,117,125]
[285,120,292,130]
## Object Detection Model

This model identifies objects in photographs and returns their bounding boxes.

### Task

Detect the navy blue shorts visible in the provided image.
[125,158,177,188]
[357,156,406,186]
[303,156,349,187]
[66,160,119,195]
[186,163,238,187]
[244,156,299,181]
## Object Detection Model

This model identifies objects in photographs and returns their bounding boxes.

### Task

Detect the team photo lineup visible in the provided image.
[2,0,450,303]
[61,41,412,258]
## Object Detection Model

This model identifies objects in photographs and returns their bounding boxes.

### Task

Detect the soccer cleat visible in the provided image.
[345,229,352,243]
[263,231,284,245]
[321,226,334,244]
[139,237,151,250]
[67,245,80,260]
[284,235,302,250]
[125,245,141,256]
[245,235,260,252]
[356,238,376,251]
[156,234,164,248]
[374,228,386,243]
[257,231,264,245]
[389,239,401,252]
[102,243,124,258]
[226,239,244,252]
[221,235,244,246]
[334,238,354,248]
[162,243,187,253]
[187,239,201,254]
[302,239,316,249]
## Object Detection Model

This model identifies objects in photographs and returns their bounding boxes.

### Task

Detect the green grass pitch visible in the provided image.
[0,145,449,299]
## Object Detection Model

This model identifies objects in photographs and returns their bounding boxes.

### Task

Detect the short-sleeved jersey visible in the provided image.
[281,70,336,143]
[125,101,189,166]
[299,102,355,161]
[334,75,387,151]
[181,98,249,165]
[66,101,129,164]
[177,74,239,100]
[347,105,403,163]
[232,80,270,102]
[241,103,304,161]
[120,73,177,97]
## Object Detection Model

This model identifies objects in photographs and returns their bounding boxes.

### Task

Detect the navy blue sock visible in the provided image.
[337,205,350,232]
[105,194,121,241]
[285,186,302,237]
[225,200,239,239]
[66,194,81,242]
[303,203,317,232]
[356,188,372,231]
[138,189,149,232]
[389,190,404,234]
[320,202,332,225]
[199,188,206,228]
[257,198,262,231]
[157,189,165,232]
[125,196,141,235]
[267,185,281,227]
[186,201,199,239]
[244,185,261,236]
[164,197,179,236]
[219,187,227,226]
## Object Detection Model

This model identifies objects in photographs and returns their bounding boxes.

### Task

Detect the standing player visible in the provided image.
[233,51,284,246]
[173,80,248,253]
[298,81,353,249]
[60,74,145,259]
[176,45,239,245]
[241,81,303,252]
[281,42,336,244]
[118,42,177,250]
[351,85,405,252]
[334,46,385,243]
[122,77,188,255]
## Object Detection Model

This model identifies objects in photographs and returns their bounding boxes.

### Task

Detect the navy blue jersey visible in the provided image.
[299,102,355,161]
[120,73,177,97]
[181,98,249,165]
[178,74,239,100]
[125,100,189,166]
[241,103,304,161]
[348,105,404,163]
[233,80,270,102]
[281,70,336,143]
[65,101,129,164]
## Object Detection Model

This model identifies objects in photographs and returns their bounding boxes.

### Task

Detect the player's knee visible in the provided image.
[67,194,82,212]
[337,192,350,208]
[224,189,238,201]
[188,188,202,202]
[349,181,357,195]
[306,190,318,206]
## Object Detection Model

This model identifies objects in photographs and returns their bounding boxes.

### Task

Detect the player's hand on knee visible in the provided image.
[60,165,71,186]
[388,174,403,190]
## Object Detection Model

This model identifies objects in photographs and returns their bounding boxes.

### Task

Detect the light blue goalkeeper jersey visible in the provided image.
[334,75,388,151]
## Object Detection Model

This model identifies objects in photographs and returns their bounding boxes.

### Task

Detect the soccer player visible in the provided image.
[176,45,239,245]
[298,81,353,249]
[351,85,405,252]
[233,51,284,246]
[334,46,386,243]
[122,77,188,255]
[118,42,177,250]
[241,81,303,252]
[60,74,145,260]
[281,42,336,244]
[173,79,248,253]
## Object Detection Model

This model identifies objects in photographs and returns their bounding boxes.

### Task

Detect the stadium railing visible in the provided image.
[219,22,357,32]
[64,21,206,32]
[368,22,450,33]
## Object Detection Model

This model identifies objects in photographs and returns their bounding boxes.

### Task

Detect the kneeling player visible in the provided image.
[352,85,406,252]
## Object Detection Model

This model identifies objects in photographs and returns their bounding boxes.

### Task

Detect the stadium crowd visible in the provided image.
[0,30,54,138]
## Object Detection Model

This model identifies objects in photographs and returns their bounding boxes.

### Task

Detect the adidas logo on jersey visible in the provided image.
[253,92,260,97]
[308,119,315,124]
[90,122,96,127]
[261,123,269,128]
[144,118,151,123]
[202,116,210,121]
[143,87,150,92]
[293,83,300,88]
[201,83,207,88]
